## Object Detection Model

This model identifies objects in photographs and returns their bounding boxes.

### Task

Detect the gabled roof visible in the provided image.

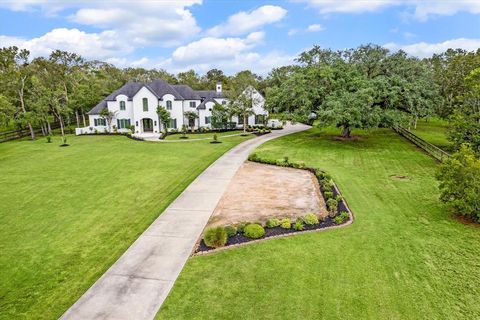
[197,98,218,110]
[148,80,183,100]
[104,82,144,101]
[87,100,107,115]
[195,90,225,100]
[172,85,201,100]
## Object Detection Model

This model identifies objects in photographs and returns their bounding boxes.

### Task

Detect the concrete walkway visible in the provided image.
[60,123,310,320]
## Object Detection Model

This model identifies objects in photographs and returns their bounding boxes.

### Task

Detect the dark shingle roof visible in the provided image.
[195,90,224,100]
[172,85,201,100]
[148,80,183,100]
[87,100,107,115]
[197,98,217,110]
[104,82,144,101]
[88,80,225,114]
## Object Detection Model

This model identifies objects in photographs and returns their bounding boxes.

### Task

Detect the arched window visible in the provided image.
[166,101,172,110]
[120,101,126,111]
[142,98,148,111]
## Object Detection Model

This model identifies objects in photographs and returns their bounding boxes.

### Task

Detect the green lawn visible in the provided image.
[410,117,452,152]
[0,133,251,319]
[165,130,246,140]
[158,127,480,319]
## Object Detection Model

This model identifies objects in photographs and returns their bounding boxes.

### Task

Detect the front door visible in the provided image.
[142,118,153,132]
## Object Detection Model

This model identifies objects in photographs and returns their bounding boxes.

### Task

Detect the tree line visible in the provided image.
[0,46,264,140]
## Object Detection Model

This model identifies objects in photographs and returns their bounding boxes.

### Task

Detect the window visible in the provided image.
[168,118,177,129]
[120,101,126,111]
[154,121,157,126]
[117,119,131,129]
[142,98,148,111]
[238,115,244,125]
[166,101,172,110]
[255,114,265,124]
[94,118,106,126]
[189,101,196,108]
[222,101,226,105]
[205,116,211,125]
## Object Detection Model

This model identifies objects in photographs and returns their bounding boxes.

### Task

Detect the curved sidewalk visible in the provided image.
[60,123,310,320]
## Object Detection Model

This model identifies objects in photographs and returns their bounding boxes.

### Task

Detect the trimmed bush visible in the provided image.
[266,218,281,228]
[303,213,319,225]
[280,218,291,229]
[203,227,228,248]
[326,198,338,217]
[335,195,344,202]
[324,191,334,199]
[293,219,304,231]
[224,225,237,237]
[244,224,265,239]
[339,211,350,221]
[236,222,248,233]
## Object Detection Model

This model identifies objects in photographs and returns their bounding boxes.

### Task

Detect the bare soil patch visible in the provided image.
[208,162,328,227]
[390,174,410,181]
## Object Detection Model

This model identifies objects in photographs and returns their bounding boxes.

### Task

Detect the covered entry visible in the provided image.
[142,118,153,132]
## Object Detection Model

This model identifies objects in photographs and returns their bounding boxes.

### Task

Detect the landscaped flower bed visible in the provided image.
[195,154,353,254]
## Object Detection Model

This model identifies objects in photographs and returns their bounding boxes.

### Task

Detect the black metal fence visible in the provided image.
[393,126,451,162]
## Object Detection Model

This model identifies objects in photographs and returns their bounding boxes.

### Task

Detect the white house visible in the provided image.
[76,79,268,137]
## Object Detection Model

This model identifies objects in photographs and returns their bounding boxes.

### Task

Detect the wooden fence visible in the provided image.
[393,126,451,162]
[0,122,72,143]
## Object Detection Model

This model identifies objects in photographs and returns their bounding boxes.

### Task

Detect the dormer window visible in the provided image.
[189,101,196,108]
[120,101,126,111]
[166,101,172,110]
[143,98,148,111]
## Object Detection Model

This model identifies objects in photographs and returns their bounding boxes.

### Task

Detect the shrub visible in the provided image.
[213,134,217,141]
[248,153,259,162]
[283,156,289,164]
[236,222,248,233]
[333,216,344,224]
[323,191,334,199]
[224,225,237,237]
[293,219,304,231]
[203,227,228,248]
[46,135,52,143]
[280,218,291,229]
[335,195,344,202]
[244,223,265,239]
[436,144,480,222]
[326,198,338,217]
[320,179,334,192]
[303,213,319,225]
[339,211,350,221]
[266,218,281,228]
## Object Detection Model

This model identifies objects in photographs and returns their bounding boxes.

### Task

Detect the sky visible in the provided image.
[0,0,479,75]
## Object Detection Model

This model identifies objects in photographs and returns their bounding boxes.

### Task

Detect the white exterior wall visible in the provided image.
[109,94,134,132]
[159,94,183,131]
[198,101,215,127]
[132,87,160,133]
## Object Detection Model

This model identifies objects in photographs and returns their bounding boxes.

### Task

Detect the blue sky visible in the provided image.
[0,0,479,75]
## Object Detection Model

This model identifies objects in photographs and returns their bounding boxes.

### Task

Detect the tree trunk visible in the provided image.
[18,77,35,140]
[413,116,418,129]
[59,114,65,138]
[243,114,247,133]
[82,113,86,127]
[47,121,52,135]
[40,124,46,136]
[341,125,351,138]
[75,109,80,128]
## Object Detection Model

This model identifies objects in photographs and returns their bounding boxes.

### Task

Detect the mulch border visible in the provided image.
[192,162,355,256]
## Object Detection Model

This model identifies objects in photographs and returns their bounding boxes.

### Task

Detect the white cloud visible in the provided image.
[288,29,300,36]
[172,32,265,63]
[0,28,132,59]
[206,5,287,37]
[384,38,480,58]
[297,0,480,20]
[307,24,325,32]
[1,1,202,46]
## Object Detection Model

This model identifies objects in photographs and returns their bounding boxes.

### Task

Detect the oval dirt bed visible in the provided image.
[207,161,329,227]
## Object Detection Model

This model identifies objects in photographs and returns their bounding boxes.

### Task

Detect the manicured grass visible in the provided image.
[165,130,246,140]
[0,133,251,319]
[158,127,480,319]
[411,117,452,152]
